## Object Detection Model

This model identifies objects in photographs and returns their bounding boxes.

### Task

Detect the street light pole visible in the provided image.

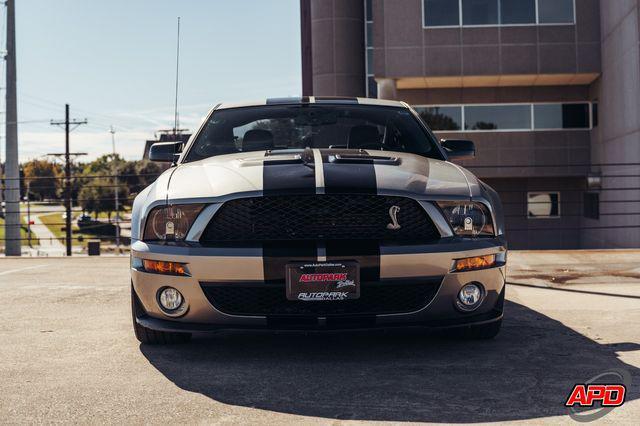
[4,0,21,256]
[110,126,120,253]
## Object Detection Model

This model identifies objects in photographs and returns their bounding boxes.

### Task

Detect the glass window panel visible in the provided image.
[424,0,460,27]
[464,105,531,130]
[583,192,599,220]
[462,0,498,25]
[367,76,378,98]
[528,192,560,218]
[415,106,462,131]
[592,103,598,127]
[366,22,373,47]
[366,0,373,21]
[534,104,562,129]
[534,104,590,129]
[562,104,590,128]
[538,0,574,24]
[367,48,374,73]
[500,0,535,24]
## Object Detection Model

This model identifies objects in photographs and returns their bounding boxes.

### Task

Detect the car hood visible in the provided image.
[165,149,479,201]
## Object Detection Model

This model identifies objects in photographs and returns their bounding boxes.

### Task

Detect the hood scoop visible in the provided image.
[330,153,401,165]
[236,149,314,167]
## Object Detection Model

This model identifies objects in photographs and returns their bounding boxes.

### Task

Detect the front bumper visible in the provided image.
[131,238,506,332]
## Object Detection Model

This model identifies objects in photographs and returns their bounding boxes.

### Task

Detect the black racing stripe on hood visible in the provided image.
[320,149,377,194]
[262,241,317,284]
[320,149,380,281]
[263,149,316,196]
[262,149,317,282]
[325,240,380,282]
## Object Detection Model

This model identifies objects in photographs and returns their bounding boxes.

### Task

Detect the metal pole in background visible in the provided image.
[50,105,87,256]
[110,126,120,253]
[4,0,21,256]
[63,104,72,256]
[26,181,31,247]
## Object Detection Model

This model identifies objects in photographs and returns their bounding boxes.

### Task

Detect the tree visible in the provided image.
[22,159,62,201]
[78,177,129,221]
[76,156,161,217]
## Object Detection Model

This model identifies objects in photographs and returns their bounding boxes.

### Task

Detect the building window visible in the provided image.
[415,102,592,132]
[465,104,531,130]
[528,192,560,218]
[533,103,590,129]
[415,106,463,131]
[367,77,377,98]
[537,0,574,24]
[364,0,377,98]
[583,193,599,220]
[500,0,535,24]
[462,0,498,26]
[423,0,575,27]
[366,0,373,21]
[592,102,598,127]
[424,0,460,27]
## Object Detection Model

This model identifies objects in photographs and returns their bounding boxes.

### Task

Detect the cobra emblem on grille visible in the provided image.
[387,205,401,230]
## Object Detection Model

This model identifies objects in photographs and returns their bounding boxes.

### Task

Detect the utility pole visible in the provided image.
[26,181,31,247]
[4,0,20,256]
[110,126,120,254]
[50,104,87,256]
[173,17,181,140]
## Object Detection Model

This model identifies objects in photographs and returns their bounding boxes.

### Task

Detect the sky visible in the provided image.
[4,0,301,162]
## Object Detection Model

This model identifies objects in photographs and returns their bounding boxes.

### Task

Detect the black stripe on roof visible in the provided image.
[266,97,311,105]
[314,96,358,104]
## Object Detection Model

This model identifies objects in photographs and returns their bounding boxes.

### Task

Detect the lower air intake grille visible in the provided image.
[200,280,442,316]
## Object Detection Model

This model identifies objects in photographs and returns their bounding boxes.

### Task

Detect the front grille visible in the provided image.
[200,194,440,243]
[200,280,441,316]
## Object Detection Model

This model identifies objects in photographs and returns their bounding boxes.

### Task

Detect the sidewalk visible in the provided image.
[22,214,66,256]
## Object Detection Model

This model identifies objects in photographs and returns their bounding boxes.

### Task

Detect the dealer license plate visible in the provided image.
[286,261,360,301]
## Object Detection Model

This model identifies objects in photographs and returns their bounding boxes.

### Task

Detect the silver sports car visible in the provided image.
[130,97,506,344]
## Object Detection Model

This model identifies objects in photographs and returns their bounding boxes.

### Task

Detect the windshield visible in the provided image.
[184,104,444,162]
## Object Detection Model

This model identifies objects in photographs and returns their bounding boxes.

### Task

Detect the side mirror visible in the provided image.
[441,139,475,160]
[149,142,183,162]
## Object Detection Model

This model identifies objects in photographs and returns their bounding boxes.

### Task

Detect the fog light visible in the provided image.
[158,287,185,313]
[456,283,484,311]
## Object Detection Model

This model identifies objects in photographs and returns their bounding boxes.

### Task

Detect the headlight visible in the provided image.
[437,202,494,237]
[143,204,204,241]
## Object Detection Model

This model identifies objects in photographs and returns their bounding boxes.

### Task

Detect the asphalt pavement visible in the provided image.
[0,251,639,424]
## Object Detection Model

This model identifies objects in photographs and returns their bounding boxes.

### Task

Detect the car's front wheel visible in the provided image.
[131,286,191,344]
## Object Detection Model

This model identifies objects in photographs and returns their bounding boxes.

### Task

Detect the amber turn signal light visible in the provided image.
[453,255,496,272]
[142,259,189,276]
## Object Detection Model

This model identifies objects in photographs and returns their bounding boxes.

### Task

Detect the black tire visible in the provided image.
[131,285,191,344]
[451,318,502,340]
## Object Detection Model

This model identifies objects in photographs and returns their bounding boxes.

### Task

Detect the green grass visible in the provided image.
[91,207,131,221]
[0,217,38,248]
[39,213,114,247]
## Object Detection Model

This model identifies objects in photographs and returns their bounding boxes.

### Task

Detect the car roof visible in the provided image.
[216,96,409,110]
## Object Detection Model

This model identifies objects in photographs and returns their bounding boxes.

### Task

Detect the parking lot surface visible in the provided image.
[1,251,639,424]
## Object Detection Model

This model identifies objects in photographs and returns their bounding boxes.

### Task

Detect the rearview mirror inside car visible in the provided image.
[441,139,475,160]
[149,142,183,162]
